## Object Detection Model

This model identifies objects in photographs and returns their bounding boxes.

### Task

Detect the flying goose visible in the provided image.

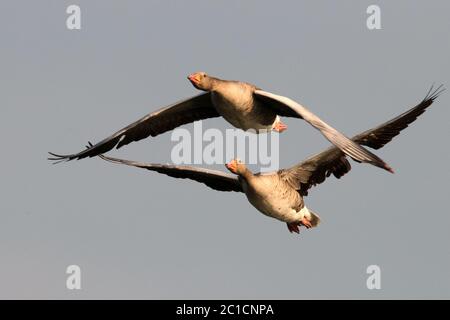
[49,72,392,172]
[95,86,443,233]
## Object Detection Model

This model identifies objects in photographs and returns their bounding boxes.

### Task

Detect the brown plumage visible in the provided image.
[49,72,393,172]
[96,85,444,233]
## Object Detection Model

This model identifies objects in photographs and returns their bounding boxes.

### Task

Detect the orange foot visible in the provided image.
[300,217,312,229]
[273,120,287,133]
[287,222,300,234]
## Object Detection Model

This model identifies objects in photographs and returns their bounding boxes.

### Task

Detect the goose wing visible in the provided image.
[98,154,243,193]
[49,93,218,162]
[254,90,393,173]
[279,85,444,196]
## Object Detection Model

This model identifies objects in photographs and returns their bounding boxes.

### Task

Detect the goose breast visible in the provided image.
[241,174,304,223]
[211,82,277,131]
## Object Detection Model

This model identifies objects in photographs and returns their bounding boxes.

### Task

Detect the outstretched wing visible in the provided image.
[49,93,218,162]
[279,85,444,196]
[98,154,243,193]
[254,90,393,173]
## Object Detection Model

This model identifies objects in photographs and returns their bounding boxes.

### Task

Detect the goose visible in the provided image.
[49,72,392,172]
[95,86,443,233]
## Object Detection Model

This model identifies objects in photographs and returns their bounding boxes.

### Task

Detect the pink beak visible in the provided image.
[225,161,237,172]
[188,74,199,84]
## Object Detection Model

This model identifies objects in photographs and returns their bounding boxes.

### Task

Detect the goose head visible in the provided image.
[188,71,215,91]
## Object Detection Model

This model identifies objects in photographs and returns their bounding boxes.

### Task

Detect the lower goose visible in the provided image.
[96,86,443,233]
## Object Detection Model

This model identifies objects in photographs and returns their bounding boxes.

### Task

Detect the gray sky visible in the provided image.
[0,0,449,299]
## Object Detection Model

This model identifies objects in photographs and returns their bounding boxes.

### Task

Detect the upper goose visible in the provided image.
[95,86,443,233]
[49,72,392,172]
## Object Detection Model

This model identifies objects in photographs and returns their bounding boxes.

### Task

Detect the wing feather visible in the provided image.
[49,93,218,162]
[254,90,392,172]
[280,85,444,196]
[98,154,243,193]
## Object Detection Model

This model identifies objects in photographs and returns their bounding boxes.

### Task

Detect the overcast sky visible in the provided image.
[0,0,449,299]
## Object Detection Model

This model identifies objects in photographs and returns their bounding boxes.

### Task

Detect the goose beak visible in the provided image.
[225,160,237,173]
[188,73,200,85]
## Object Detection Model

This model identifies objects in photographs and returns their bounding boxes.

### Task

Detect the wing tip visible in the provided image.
[385,165,395,174]
[47,152,72,164]
[376,159,394,174]
[369,156,394,174]
[424,83,445,102]
[48,141,96,164]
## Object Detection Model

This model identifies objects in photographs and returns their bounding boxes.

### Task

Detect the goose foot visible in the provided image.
[287,218,313,234]
[287,222,300,234]
[300,217,312,229]
[273,120,287,133]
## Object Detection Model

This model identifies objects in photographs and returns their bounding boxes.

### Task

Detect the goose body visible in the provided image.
[240,173,305,224]
[94,85,443,234]
[210,81,277,131]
